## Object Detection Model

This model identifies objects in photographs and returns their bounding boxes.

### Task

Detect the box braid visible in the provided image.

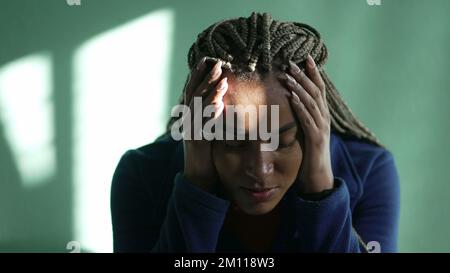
[167,12,382,147]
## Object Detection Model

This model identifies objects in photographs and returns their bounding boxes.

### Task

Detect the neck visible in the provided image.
[223,204,281,252]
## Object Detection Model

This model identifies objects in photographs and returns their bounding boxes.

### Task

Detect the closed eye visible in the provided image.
[277,138,297,149]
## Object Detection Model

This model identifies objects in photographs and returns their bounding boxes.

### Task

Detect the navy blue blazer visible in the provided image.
[111,131,400,252]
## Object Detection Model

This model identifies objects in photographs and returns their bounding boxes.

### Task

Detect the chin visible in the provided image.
[239,201,278,215]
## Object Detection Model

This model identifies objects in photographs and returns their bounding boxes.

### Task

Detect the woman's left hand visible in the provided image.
[280,55,334,194]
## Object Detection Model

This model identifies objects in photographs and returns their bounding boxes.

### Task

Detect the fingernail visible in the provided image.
[196,57,206,70]
[289,60,301,74]
[217,77,228,92]
[291,91,300,103]
[285,73,296,85]
[307,55,316,69]
[211,60,222,79]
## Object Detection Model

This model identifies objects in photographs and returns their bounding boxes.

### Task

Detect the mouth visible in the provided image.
[240,186,279,202]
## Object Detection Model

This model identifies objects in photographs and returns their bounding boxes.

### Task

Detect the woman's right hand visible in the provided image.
[182,58,228,193]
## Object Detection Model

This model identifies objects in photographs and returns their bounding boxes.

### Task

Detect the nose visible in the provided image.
[244,149,274,184]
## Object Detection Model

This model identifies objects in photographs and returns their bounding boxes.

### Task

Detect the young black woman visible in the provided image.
[111,12,400,253]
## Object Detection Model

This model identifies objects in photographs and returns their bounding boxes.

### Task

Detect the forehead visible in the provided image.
[223,71,291,113]
[220,71,295,133]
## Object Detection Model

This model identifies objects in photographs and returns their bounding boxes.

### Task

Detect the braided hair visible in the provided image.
[167,12,382,147]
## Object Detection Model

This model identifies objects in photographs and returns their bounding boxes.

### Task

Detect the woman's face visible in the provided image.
[212,71,303,215]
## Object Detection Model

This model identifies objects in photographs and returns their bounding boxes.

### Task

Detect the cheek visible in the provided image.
[212,145,241,183]
[276,143,303,184]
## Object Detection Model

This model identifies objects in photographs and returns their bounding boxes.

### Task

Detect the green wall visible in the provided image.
[1,0,449,252]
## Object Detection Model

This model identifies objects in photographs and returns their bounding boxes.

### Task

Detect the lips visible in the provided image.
[241,186,279,202]
[243,187,276,192]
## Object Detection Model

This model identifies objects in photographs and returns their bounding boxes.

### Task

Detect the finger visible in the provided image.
[194,60,223,98]
[305,55,331,121]
[185,57,208,103]
[205,77,228,119]
[289,91,318,138]
[285,73,323,128]
[287,60,327,116]
[305,55,326,97]
[189,61,225,140]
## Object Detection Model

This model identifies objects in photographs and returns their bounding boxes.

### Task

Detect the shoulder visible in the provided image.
[337,134,396,183]
[119,133,179,165]
[111,133,182,200]
[333,133,400,208]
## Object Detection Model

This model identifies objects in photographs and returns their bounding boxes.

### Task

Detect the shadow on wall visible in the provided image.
[0,0,352,252]
[0,44,74,252]
[0,0,381,252]
[2,0,450,253]
[0,0,182,252]
[2,0,252,252]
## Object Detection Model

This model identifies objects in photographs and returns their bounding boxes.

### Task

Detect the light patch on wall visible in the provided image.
[73,9,174,252]
[0,52,55,189]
